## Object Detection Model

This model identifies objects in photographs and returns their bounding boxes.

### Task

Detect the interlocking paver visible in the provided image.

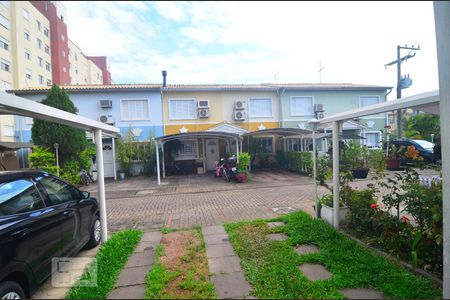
[341,288,384,299]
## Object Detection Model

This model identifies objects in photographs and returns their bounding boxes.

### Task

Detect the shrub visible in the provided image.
[29,146,60,174]
[237,152,251,172]
[369,148,386,175]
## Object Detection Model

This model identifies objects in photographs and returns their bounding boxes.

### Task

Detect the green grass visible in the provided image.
[224,211,442,299]
[65,229,143,299]
[145,229,216,299]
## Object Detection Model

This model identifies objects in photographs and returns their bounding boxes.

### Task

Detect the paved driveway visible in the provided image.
[85,170,323,231]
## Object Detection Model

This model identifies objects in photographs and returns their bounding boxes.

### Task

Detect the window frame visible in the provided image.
[0,36,8,51]
[362,131,381,148]
[290,96,315,117]
[24,49,31,60]
[168,98,197,120]
[359,95,380,108]
[173,139,199,160]
[0,14,9,29]
[120,98,151,121]
[23,9,30,21]
[43,27,49,37]
[0,59,10,72]
[248,97,273,118]
[25,68,32,80]
[253,136,274,154]
[24,29,30,41]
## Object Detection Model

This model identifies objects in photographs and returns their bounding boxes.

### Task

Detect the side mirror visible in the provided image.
[80,191,90,199]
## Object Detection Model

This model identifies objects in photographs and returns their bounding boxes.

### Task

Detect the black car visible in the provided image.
[389,139,436,164]
[0,171,101,299]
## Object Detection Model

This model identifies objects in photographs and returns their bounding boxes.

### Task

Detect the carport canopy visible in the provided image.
[0,91,120,243]
[153,131,242,185]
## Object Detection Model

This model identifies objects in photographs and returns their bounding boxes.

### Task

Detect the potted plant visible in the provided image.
[345,141,370,179]
[386,144,402,170]
[235,152,251,183]
[318,194,350,225]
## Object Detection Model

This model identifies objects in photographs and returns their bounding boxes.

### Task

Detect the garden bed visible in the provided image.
[66,229,143,299]
[224,211,441,299]
[145,229,216,299]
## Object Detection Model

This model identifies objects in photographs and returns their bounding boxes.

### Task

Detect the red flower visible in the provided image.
[370,204,379,210]
[400,216,410,223]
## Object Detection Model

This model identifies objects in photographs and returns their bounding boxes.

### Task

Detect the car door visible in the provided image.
[34,174,82,257]
[0,176,62,285]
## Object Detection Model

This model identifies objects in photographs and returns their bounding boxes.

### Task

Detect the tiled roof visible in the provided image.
[10,83,391,94]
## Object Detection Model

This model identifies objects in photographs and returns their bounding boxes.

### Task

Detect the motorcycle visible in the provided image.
[215,155,237,182]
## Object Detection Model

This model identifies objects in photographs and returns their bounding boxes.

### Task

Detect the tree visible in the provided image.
[402,113,440,141]
[31,85,87,166]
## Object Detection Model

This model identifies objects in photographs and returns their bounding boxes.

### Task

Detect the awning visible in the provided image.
[154,131,241,143]
[0,142,34,151]
[242,128,312,137]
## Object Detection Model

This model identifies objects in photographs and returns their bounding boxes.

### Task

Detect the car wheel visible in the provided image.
[0,281,25,299]
[85,215,101,249]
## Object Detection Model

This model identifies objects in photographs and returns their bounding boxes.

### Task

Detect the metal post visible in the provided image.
[236,137,239,163]
[434,2,450,297]
[162,142,166,178]
[54,143,59,176]
[153,138,161,185]
[95,129,108,243]
[332,121,340,229]
[309,119,320,218]
[202,137,206,174]
[396,45,403,138]
[112,138,117,180]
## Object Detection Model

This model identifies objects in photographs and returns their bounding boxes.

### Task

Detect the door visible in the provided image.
[102,143,114,178]
[205,139,219,171]
[0,177,62,284]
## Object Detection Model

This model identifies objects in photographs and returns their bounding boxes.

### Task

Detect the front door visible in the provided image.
[205,139,219,171]
[102,142,114,178]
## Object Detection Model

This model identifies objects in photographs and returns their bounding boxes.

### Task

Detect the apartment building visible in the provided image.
[68,39,103,85]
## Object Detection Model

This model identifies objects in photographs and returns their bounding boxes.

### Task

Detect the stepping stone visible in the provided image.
[202,225,227,236]
[115,266,149,287]
[208,256,242,274]
[206,243,236,258]
[204,234,229,245]
[267,233,288,241]
[108,285,146,299]
[267,221,285,228]
[211,271,253,299]
[341,288,384,299]
[134,241,156,253]
[295,245,320,255]
[125,250,155,268]
[141,231,162,243]
[298,263,332,281]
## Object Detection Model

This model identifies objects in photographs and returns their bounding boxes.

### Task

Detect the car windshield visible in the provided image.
[412,140,434,150]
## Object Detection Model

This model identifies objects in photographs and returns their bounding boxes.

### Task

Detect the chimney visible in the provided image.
[162,70,167,87]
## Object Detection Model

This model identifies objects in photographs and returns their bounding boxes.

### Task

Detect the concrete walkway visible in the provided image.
[202,225,254,299]
[107,231,162,299]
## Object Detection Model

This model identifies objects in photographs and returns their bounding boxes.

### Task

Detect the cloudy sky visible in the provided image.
[62,1,437,100]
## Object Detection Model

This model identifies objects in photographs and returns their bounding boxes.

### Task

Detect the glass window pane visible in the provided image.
[291,96,314,116]
[360,96,379,107]
[38,176,80,205]
[0,179,45,216]
[249,98,272,117]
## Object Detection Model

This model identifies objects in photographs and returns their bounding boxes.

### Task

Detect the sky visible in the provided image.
[62,1,438,100]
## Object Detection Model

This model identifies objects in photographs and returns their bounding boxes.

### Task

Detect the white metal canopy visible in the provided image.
[0,91,120,243]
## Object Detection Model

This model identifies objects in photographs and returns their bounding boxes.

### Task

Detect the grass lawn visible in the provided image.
[145,228,216,299]
[224,211,442,299]
[65,229,143,299]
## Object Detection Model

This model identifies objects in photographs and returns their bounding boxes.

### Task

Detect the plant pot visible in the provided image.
[320,204,349,225]
[235,172,248,183]
[351,169,369,179]
[119,172,125,180]
[386,158,401,170]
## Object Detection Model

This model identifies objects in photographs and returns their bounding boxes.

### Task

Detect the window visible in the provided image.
[38,175,81,205]
[0,179,45,216]
[174,140,198,160]
[286,138,302,151]
[249,98,272,118]
[45,61,50,71]
[62,50,65,57]
[360,96,380,107]
[61,34,65,41]
[62,66,66,73]
[121,99,150,120]
[36,38,42,49]
[363,132,381,148]
[0,59,9,72]
[23,9,30,21]
[46,79,51,86]
[1,81,11,91]
[44,44,50,54]
[169,99,196,120]
[290,96,314,116]
[0,36,8,50]
[25,68,32,80]
[38,56,43,67]
[253,137,273,153]
[0,1,9,8]
[38,74,44,84]
[3,125,13,137]
[36,20,41,31]
[24,49,31,60]
[44,27,49,37]
[0,14,9,29]
[24,30,30,40]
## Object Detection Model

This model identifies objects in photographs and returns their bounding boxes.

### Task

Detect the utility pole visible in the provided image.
[385,44,420,138]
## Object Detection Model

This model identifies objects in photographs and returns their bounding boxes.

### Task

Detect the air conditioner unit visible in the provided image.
[197,99,210,108]
[234,110,246,121]
[99,115,115,124]
[198,108,210,118]
[99,100,112,108]
[316,112,325,120]
[314,103,324,112]
[234,100,246,110]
